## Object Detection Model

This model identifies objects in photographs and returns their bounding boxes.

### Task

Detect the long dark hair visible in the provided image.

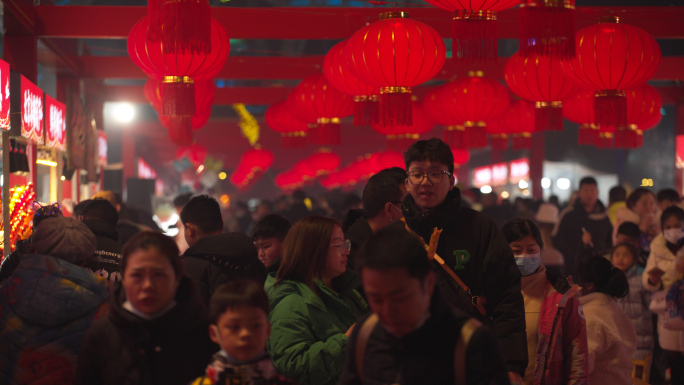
[276,215,339,288]
[501,218,544,250]
[577,256,629,299]
[626,188,655,210]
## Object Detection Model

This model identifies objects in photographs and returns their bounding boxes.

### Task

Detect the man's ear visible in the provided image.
[404,177,410,192]
[209,325,220,345]
[384,202,394,217]
[424,270,436,297]
[185,223,197,238]
[448,174,456,190]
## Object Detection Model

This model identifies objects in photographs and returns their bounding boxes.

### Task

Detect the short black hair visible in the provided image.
[626,188,655,210]
[357,225,432,282]
[121,231,182,278]
[73,199,92,218]
[82,198,119,227]
[501,218,544,250]
[661,206,684,230]
[180,195,223,234]
[173,193,193,208]
[609,186,627,203]
[617,222,641,239]
[362,169,405,218]
[579,176,597,188]
[577,256,629,299]
[657,188,680,203]
[404,137,454,174]
[209,280,270,325]
[251,214,291,242]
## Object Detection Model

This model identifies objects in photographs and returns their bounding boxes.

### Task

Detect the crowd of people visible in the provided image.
[1,137,683,385]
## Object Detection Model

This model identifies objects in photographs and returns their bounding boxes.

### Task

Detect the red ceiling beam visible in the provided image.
[36,6,684,40]
[82,55,684,82]
[102,85,295,105]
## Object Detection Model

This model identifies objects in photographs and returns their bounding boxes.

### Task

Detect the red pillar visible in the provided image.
[530,132,545,200]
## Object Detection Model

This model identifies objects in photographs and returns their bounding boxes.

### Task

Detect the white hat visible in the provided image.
[536,203,559,225]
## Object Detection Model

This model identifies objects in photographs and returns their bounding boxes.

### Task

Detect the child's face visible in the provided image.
[612,245,636,273]
[254,237,283,269]
[210,306,270,362]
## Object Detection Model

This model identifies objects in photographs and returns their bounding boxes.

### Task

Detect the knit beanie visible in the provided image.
[32,216,97,264]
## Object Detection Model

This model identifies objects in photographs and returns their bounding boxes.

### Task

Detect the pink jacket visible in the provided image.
[532,276,589,385]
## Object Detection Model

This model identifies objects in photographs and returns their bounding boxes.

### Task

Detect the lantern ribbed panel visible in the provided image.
[424,0,520,12]
[324,40,379,125]
[290,73,354,146]
[561,19,661,132]
[504,52,579,131]
[265,101,310,149]
[562,89,599,146]
[345,14,446,127]
[445,75,510,124]
[518,0,576,60]
[372,100,435,151]
[128,16,229,81]
[616,84,663,149]
[230,148,274,191]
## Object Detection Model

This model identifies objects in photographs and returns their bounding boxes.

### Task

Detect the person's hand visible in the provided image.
[581,228,593,247]
[508,371,523,385]
[648,268,664,287]
[345,323,356,337]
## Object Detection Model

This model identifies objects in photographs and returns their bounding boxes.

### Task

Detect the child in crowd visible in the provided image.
[615,221,649,267]
[611,243,653,367]
[193,280,293,385]
[577,256,637,385]
[252,214,291,272]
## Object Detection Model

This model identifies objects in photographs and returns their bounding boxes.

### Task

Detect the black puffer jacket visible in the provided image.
[552,200,613,278]
[344,215,373,271]
[74,276,216,385]
[182,232,267,304]
[401,188,527,376]
[337,295,510,385]
[83,219,123,285]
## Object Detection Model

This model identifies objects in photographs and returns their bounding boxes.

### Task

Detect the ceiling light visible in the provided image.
[113,103,135,123]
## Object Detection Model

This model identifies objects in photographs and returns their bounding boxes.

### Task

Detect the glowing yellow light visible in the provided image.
[501,191,510,199]
[60,176,66,181]
[36,159,58,167]
[218,172,227,180]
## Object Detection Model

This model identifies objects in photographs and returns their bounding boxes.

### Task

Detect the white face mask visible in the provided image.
[664,228,684,245]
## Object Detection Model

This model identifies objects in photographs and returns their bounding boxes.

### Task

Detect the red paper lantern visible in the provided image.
[128,16,229,117]
[424,86,466,149]
[345,12,446,127]
[159,108,211,145]
[424,0,520,63]
[444,72,510,149]
[562,89,599,146]
[615,84,663,149]
[230,148,274,191]
[504,51,579,132]
[372,100,435,151]
[146,0,211,55]
[176,144,207,167]
[289,73,354,146]
[489,100,536,150]
[324,40,379,126]
[519,0,576,60]
[265,101,310,149]
[561,17,661,133]
[452,148,471,167]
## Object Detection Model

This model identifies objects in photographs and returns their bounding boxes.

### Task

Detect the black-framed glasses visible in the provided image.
[407,170,451,185]
[331,239,352,254]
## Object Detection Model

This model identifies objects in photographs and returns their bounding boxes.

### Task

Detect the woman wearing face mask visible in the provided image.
[502,218,589,385]
[643,205,684,384]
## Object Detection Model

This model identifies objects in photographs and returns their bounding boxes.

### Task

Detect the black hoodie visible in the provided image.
[83,218,124,285]
[182,232,267,304]
[74,276,216,385]
[552,199,613,278]
[401,188,528,376]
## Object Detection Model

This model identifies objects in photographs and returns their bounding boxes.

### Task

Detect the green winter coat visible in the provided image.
[265,272,367,385]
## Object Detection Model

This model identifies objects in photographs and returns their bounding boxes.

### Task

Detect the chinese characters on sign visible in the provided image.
[472,158,530,188]
[138,158,157,179]
[45,95,66,151]
[20,76,44,145]
[98,131,108,168]
[0,59,10,130]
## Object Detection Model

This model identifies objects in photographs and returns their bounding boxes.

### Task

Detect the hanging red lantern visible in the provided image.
[144,78,215,114]
[519,0,576,60]
[424,86,466,149]
[265,101,310,149]
[176,144,207,167]
[324,40,380,126]
[158,108,211,145]
[146,0,210,55]
[504,51,579,132]
[372,100,435,152]
[615,84,662,149]
[345,12,446,127]
[289,73,354,146]
[561,17,661,133]
[128,16,229,117]
[563,89,599,146]
[489,100,537,150]
[305,150,341,177]
[374,151,405,170]
[452,148,470,167]
[424,0,520,63]
[444,72,510,149]
[230,148,274,191]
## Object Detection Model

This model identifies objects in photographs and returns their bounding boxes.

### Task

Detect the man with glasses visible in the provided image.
[400,138,527,384]
[345,168,407,271]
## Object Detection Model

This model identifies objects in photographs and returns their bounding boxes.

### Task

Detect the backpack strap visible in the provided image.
[454,318,482,385]
[355,313,379,384]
